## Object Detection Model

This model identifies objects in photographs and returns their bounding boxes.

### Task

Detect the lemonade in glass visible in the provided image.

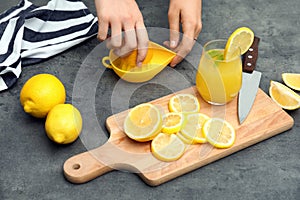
[196,39,242,105]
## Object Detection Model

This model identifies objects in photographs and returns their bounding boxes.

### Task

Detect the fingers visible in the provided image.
[109,21,123,50]
[169,35,195,67]
[135,21,149,66]
[168,24,199,67]
[97,18,109,41]
[105,22,148,67]
[168,10,180,48]
[106,19,136,55]
[95,0,107,41]
[112,20,137,57]
[168,19,202,67]
[95,0,148,66]
[165,0,202,67]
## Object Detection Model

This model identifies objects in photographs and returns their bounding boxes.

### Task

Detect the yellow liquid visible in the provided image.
[196,49,242,104]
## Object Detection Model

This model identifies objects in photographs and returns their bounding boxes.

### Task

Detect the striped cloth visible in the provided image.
[0,0,98,91]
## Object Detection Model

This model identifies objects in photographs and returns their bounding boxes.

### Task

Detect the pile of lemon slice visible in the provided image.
[124,93,236,162]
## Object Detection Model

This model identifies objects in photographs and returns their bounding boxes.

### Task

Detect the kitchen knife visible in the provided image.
[238,36,261,124]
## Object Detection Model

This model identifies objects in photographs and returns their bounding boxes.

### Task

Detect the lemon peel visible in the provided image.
[20,74,66,118]
[269,80,300,110]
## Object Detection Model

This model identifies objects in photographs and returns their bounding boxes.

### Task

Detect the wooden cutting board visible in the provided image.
[63,86,294,186]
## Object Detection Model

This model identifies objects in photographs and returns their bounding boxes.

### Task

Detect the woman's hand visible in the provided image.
[95,0,149,66]
[165,0,202,67]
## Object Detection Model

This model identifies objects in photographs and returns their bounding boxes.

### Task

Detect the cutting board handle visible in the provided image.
[63,142,115,184]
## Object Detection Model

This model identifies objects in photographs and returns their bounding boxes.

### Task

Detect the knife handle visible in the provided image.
[242,36,260,73]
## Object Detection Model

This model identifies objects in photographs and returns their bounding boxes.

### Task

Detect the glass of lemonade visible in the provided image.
[196,39,242,105]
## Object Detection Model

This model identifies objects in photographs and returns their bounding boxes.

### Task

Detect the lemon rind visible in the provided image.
[269,80,300,110]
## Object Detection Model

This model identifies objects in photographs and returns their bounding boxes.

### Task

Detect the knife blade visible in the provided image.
[238,36,261,124]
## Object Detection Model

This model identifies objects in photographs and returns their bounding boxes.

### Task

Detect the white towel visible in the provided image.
[0,0,98,91]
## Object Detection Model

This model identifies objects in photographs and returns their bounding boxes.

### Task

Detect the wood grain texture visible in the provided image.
[63,86,294,186]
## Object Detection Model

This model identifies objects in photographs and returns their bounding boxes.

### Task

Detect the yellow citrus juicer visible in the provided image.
[102,41,176,83]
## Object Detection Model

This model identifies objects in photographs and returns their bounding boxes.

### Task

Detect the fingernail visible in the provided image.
[137,62,142,67]
[170,40,176,48]
[170,63,176,67]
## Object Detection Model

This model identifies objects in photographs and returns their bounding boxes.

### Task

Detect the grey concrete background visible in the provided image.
[1,0,299,199]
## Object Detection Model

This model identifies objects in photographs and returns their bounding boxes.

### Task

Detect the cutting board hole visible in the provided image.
[72,163,81,170]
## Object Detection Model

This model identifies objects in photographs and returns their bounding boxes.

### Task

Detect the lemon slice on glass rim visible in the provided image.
[202,118,236,148]
[124,103,162,142]
[168,94,200,114]
[269,80,300,110]
[151,133,186,162]
[224,27,255,60]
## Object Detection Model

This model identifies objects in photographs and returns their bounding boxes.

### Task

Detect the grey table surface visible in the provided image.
[1,0,299,199]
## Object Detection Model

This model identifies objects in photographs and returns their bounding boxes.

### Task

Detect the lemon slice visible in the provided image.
[203,118,236,148]
[168,94,200,113]
[269,80,300,110]
[282,73,300,91]
[161,112,184,134]
[151,133,185,162]
[176,132,197,144]
[224,27,254,59]
[180,113,210,144]
[124,103,162,142]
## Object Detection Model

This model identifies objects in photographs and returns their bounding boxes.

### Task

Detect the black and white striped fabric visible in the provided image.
[0,0,98,91]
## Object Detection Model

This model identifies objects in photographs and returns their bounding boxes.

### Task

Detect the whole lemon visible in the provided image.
[20,74,66,118]
[45,104,82,144]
